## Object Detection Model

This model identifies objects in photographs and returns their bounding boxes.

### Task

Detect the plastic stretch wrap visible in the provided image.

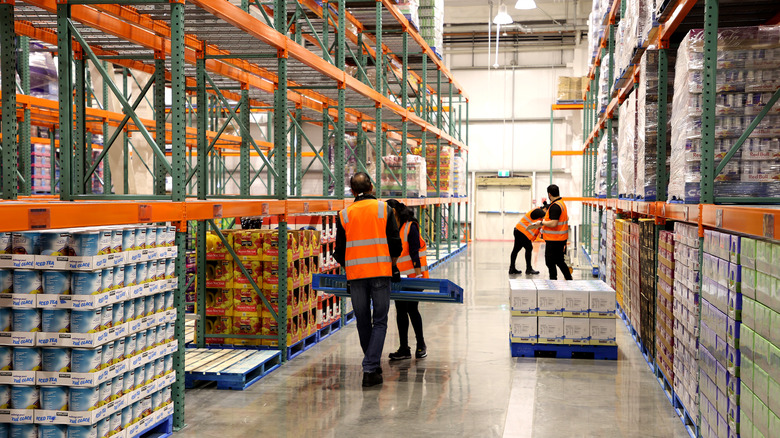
[370,154,426,198]
[328,134,367,196]
[396,0,420,30]
[453,155,467,197]
[669,26,780,203]
[636,49,674,200]
[598,54,612,111]
[618,93,636,197]
[596,125,619,197]
[410,144,454,197]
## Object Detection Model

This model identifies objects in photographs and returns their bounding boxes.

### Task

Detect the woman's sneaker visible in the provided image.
[415,346,427,359]
[389,347,412,361]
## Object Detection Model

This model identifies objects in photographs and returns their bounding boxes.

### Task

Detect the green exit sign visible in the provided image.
[497,170,510,177]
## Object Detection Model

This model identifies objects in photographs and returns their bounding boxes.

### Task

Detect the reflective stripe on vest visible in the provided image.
[342,200,392,280]
[397,221,429,279]
[541,199,569,241]
[515,212,540,241]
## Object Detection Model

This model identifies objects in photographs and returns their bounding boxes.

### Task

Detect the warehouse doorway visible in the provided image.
[474,175,532,241]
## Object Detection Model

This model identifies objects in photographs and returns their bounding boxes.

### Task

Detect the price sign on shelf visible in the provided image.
[29,208,50,230]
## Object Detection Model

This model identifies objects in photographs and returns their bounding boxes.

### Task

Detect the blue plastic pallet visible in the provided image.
[344,310,355,325]
[510,342,618,360]
[317,318,342,342]
[655,366,675,407]
[185,348,282,390]
[428,244,468,271]
[673,393,699,438]
[313,274,464,303]
[133,414,173,438]
[287,332,319,360]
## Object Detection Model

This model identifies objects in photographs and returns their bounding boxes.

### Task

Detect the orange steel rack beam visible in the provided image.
[0,197,470,232]
[576,198,780,240]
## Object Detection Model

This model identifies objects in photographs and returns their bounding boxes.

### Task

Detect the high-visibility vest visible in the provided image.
[542,199,569,241]
[515,211,541,241]
[397,221,429,278]
[339,199,392,280]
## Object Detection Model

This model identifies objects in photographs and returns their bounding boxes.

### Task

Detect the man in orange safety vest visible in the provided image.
[529,184,573,280]
[334,172,402,387]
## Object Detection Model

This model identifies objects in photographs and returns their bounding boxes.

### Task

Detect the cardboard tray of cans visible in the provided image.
[0,309,177,348]
[0,278,178,310]
[0,246,178,271]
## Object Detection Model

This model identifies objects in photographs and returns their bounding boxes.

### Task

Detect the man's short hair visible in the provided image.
[350,172,373,196]
[530,208,546,220]
[547,184,560,198]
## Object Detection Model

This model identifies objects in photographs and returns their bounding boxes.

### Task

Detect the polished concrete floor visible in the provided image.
[179,242,689,437]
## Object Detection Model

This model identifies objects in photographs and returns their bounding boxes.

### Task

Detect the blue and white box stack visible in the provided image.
[509,279,616,347]
[672,222,701,422]
[0,224,178,437]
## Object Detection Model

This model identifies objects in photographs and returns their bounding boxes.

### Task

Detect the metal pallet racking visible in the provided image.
[0,0,470,430]
[578,0,780,435]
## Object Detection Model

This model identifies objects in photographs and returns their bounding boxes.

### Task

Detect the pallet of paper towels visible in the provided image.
[509,279,616,345]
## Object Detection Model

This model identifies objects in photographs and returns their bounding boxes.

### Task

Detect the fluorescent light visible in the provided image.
[493,4,513,25]
[515,0,537,10]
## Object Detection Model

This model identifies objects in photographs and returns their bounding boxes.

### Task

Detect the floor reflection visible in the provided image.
[178,242,688,438]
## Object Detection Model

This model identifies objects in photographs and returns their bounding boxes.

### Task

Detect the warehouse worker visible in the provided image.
[530,184,573,280]
[386,200,428,361]
[509,202,548,275]
[334,172,402,388]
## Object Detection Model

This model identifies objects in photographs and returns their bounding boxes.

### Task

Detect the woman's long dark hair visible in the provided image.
[387,199,417,226]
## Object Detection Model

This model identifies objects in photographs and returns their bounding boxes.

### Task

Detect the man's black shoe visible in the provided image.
[508,268,521,275]
[362,371,383,387]
[415,346,427,359]
[526,269,540,275]
[389,347,412,361]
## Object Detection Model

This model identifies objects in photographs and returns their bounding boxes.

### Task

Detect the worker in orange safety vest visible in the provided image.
[386,199,428,362]
[334,172,402,387]
[529,184,573,280]
[509,202,548,275]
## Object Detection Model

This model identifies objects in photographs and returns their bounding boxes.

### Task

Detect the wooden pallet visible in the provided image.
[185,348,282,390]
[185,319,195,345]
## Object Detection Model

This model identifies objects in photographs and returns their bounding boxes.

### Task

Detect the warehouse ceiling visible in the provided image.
[441,0,590,50]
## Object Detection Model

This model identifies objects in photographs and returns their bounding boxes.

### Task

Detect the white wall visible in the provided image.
[448,42,589,238]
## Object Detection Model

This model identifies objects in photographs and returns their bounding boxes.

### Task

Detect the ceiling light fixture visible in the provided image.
[515,0,537,10]
[492,3,513,25]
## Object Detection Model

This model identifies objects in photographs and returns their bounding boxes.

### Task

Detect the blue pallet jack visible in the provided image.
[313,274,464,303]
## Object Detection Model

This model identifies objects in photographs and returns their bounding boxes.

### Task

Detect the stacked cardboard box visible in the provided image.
[418,0,444,52]
[509,279,616,346]
[672,222,701,422]
[737,234,780,438]
[699,229,743,438]
[555,76,588,102]
[615,219,628,318]
[657,230,676,384]
[639,219,655,352]
[606,210,617,290]
[411,144,454,197]
[628,221,641,331]
[202,229,321,347]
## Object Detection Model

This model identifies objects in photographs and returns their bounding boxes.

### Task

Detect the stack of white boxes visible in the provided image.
[672,222,702,422]
[510,280,617,346]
